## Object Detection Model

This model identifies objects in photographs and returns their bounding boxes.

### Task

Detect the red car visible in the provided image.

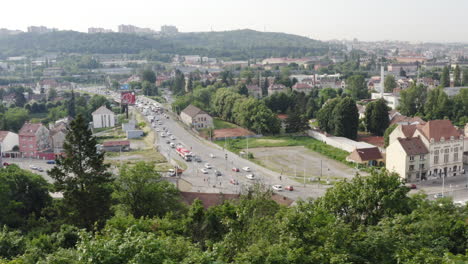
[3,162,10,166]
[230,179,239,185]
[285,186,294,191]
[232,167,240,172]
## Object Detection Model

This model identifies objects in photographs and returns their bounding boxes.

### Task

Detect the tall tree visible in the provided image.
[317,98,341,134]
[454,65,461,87]
[346,75,368,99]
[67,89,76,118]
[462,69,468,86]
[364,99,390,136]
[141,69,156,84]
[114,162,182,218]
[285,107,309,133]
[424,87,451,120]
[384,75,397,93]
[262,77,269,97]
[332,97,359,139]
[440,66,450,87]
[49,114,114,230]
[238,84,248,96]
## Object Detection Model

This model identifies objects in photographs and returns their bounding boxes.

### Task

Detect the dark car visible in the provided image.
[214,170,222,176]
[194,156,202,162]
[3,162,10,166]
[46,160,56,164]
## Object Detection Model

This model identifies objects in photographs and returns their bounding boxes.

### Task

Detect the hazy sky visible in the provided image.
[2,0,468,42]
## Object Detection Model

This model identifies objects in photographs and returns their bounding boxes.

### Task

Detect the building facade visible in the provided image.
[0,131,19,152]
[180,104,213,129]
[19,123,50,158]
[92,106,115,129]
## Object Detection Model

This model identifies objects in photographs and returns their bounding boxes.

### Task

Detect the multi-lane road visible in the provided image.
[137,90,327,200]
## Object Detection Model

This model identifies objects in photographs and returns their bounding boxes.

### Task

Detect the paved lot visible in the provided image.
[249,146,357,181]
[4,158,55,183]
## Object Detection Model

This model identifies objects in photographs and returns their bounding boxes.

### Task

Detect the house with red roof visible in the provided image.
[19,122,50,158]
[386,120,464,181]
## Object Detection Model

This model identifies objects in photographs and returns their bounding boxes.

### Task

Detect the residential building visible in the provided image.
[371,92,400,110]
[92,106,115,129]
[0,131,19,152]
[346,147,384,166]
[180,104,213,129]
[19,122,50,158]
[386,137,429,182]
[387,63,418,76]
[88,27,113,33]
[50,124,67,154]
[246,85,262,98]
[161,25,178,35]
[292,83,313,93]
[267,84,287,96]
[27,26,57,33]
[387,120,464,181]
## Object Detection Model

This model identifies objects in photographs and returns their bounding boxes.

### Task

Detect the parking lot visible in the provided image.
[4,158,56,183]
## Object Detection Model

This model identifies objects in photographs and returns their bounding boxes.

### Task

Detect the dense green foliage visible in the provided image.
[384,74,397,92]
[0,30,336,60]
[317,97,359,139]
[2,169,468,263]
[364,99,390,136]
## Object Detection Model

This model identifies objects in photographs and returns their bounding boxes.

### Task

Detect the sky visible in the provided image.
[1,0,468,43]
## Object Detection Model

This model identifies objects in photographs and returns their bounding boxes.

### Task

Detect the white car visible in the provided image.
[29,165,38,170]
[160,133,166,137]
[169,143,176,148]
[210,153,215,158]
[170,135,176,140]
[242,167,251,172]
[200,168,209,174]
[272,185,283,191]
[245,174,255,180]
[166,131,172,136]
[156,128,160,132]
[204,163,212,169]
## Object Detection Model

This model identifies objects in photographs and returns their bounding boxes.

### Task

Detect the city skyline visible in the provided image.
[1,0,468,43]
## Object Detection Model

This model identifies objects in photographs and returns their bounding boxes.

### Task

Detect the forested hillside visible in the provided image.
[0,29,335,59]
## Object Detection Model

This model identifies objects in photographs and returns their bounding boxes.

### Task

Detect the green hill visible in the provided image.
[0,29,338,60]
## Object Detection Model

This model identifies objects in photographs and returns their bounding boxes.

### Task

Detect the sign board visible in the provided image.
[121,91,136,105]
[120,84,130,90]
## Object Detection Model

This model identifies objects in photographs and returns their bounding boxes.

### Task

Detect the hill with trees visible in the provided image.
[0,29,337,60]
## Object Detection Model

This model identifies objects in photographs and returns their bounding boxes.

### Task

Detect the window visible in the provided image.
[419,164,425,169]
[454,153,458,161]
[444,154,449,163]
[445,149,449,154]
[419,155,425,160]
[409,156,415,161]
[434,150,439,155]
[409,165,414,171]
[434,156,439,164]
[454,147,458,153]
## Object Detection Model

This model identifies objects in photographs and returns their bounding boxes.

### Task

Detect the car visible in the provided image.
[408,184,417,189]
[160,133,166,137]
[200,168,209,174]
[272,185,283,191]
[285,185,294,191]
[242,167,251,172]
[166,131,172,136]
[210,153,215,158]
[214,170,222,176]
[434,193,445,199]
[194,156,202,162]
[155,128,160,132]
[168,169,176,177]
[29,165,38,170]
[3,162,10,166]
[37,167,44,172]
[158,122,163,125]
[232,167,240,172]
[166,140,171,144]
[170,143,176,148]
[230,179,239,185]
[204,163,212,169]
[170,135,176,140]
[245,174,255,180]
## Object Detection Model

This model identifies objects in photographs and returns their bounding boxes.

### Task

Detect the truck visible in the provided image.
[176,146,192,161]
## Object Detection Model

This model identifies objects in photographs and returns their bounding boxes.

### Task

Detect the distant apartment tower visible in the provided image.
[88,27,113,33]
[161,25,178,34]
[27,26,57,33]
[118,24,137,33]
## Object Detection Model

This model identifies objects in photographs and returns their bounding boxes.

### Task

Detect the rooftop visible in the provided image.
[397,137,429,155]
[181,104,208,118]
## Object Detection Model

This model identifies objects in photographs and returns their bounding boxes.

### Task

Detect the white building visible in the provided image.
[92,106,115,129]
[386,120,464,182]
[0,131,19,152]
[371,93,400,110]
[180,105,213,129]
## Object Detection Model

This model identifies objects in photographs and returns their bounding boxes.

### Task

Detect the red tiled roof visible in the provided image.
[277,114,288,120]
[397,137,429,155]
[292,83,312,89]
[347,147,383,162]
[180,192,240,208]
[102,140,130,147]
[19,123,43,136]
[390,115,425,126]
[419,120,461,142]
[400,124,418,138]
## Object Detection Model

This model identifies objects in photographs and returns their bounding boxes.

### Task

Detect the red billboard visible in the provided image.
[121,91,136,105]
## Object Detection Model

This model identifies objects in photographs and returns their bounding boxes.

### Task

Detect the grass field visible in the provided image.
[213,118,239,129]
[216,136,350,165]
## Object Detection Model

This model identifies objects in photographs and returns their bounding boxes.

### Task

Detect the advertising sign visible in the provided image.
[121,91,136,105]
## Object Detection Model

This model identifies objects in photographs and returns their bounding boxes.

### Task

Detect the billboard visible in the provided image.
[120,84,130,90]
[121,91,136,105]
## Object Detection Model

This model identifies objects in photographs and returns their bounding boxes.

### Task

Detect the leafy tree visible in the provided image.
[141,69,156,84]
[425,87,451,120]
[364,99,390,136]
[67,90,76,118]
[113,162,183,218]
[317,97,341,133]
[14,90,26,107]
[49,114,114,230]
[0,226,26,260]
[332,97,359,139]
[383,124,398,147]
[172,70,185,95]
[440,66,450,87]
[238,84,248,96]
[2,107,29,132]
[346,75,368,99]
[285,107,309,133]
[261,77,269,97]
[384,74,397,92]
[399,67,406,77]
[462,69,468,86]
[47,87,58,101]
[0,165,51,228]
[452,88,468,125]
[111,80,120,90]
[398,83,427,116]
[454,65,461,86]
